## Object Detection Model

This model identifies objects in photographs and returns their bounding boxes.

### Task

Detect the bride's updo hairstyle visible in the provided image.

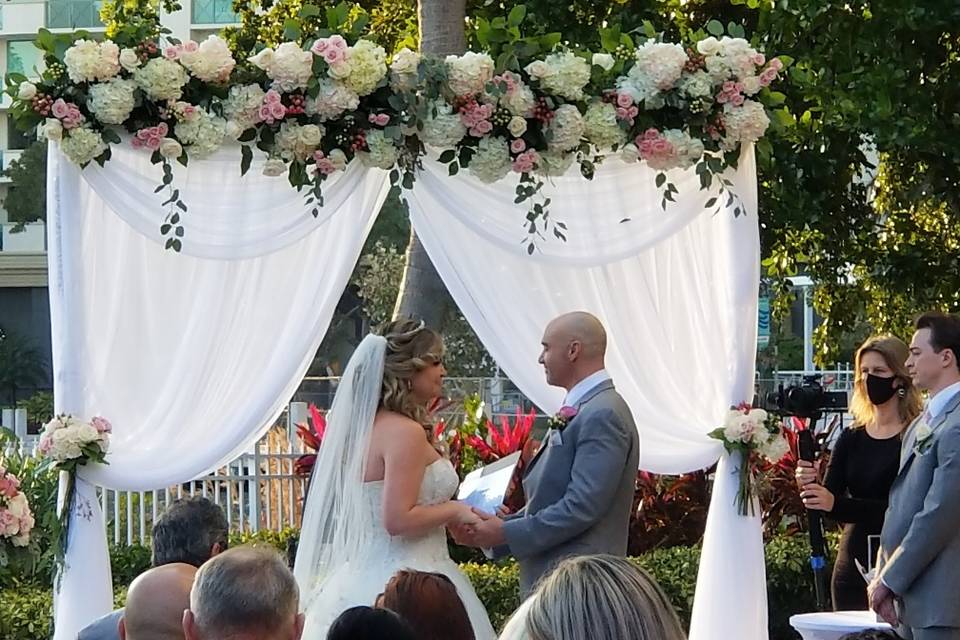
[378,318,445,442]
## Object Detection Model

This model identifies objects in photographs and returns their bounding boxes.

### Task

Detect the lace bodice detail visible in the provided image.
[360,458,459,563]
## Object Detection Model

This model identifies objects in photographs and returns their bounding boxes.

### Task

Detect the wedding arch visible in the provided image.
[7,8,784,640]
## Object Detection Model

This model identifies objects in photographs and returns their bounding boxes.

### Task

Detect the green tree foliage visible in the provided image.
[1,141,47,231]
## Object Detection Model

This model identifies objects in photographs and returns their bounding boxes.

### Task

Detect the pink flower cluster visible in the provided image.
[367,113,390,127]
[615,93,639,126]
[636,128,675,163]
[759,58,783,87]
[310,35,349,65]
[459,100,494,137]
[0,470,20,498]
[0,466,33,545]
[716,81,746,107]
[132,122,170,151]
[259,90,287,124]
[493,72,518,92]
[313,150,337,175]
[164,40,199,60]
[91,416,112,434]
[51,99,83,129]
[512,148,540,173]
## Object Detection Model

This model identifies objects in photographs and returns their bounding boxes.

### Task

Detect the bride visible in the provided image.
[294,319,496,639]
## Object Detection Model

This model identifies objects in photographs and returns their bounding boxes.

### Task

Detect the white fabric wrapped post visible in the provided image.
[47,144,390,639]
[407,148,764,639]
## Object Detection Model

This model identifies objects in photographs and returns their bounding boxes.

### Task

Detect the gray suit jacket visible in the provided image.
[77,608,123,640]
[878,390,960,629]
[500,380,640,595]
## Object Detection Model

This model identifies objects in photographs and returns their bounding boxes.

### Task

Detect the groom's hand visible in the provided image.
[447,522,479,546]
[470,508,507,548]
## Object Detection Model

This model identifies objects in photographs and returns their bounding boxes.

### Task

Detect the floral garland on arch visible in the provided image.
[4,9,784,253]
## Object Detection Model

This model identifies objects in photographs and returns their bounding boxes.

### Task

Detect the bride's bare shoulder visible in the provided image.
[374,411,425,441]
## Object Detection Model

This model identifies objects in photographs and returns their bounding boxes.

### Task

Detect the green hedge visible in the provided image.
[2,532,819,640]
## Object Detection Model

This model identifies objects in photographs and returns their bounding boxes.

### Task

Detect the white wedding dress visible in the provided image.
[300,457,497,639]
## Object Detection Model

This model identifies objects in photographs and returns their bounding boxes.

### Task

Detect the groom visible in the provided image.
[456,312,640,595]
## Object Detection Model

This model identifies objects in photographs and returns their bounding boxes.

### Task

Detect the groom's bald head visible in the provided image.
[540,312,607,390]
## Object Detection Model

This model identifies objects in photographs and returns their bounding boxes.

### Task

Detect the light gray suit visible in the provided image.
[500,380,640,595]
[77,608,123,640]
[878,390,960,640]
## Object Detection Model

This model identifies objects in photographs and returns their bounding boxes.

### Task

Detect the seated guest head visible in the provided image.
[326,606,417,640]
[183,546,304,640]
[838,632,898,640]
[152,496,228,568]
[524,555,686,640]
[119,563,196,640]
[377,570,475,640]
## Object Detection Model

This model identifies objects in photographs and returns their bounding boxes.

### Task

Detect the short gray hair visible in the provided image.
[525,555,686,640]
[190,546,299,638]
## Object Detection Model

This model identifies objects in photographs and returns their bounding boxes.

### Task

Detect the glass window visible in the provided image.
[192,0,237,25]
[6,41,44,79]
[46,0,104,29]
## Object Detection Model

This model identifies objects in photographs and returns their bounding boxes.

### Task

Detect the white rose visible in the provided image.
[224,120,244,140]
[248,48,275,70]
[17,82,37,100]
[159,138,183,159]
[43,119,63,141]
[508,116,527,138]
[741,75,762,96]
[524,60,550,79]
[592,53,615,71]
[119,48,141,71]
[697,36,722,56]
[262,158,287,177]
[6,493,28,519]
[390,47,420,79]
[299,124,323,147]
[620,142,640,163]
[76,423,99,444]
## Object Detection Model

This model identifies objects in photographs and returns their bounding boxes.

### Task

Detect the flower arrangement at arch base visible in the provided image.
[708,404,789,517]
[5,2,786,253]
[0,462,37,568]
[37,414,111,579]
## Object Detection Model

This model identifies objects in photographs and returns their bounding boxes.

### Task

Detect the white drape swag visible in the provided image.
[48,143,764,640]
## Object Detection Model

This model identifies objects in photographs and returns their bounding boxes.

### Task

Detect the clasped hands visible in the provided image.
[448,504,510,549]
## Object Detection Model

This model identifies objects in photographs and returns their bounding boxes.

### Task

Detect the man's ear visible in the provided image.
[118,616,126,640]
[293,612,306,640]
[183,610,198,640]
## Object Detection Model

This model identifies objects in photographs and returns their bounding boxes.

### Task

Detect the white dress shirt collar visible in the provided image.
[926,380,960,420]
[563,369,611,407]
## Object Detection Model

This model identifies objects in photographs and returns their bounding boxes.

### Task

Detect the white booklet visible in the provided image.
[456,451,521,515]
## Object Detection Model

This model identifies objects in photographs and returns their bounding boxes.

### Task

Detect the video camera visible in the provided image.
[765,374,847,421]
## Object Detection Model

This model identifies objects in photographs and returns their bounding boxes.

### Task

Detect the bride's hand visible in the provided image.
[452,502,481,527]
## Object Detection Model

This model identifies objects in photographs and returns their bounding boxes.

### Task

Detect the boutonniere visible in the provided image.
[914,421,934,455]
[548,405,578,432]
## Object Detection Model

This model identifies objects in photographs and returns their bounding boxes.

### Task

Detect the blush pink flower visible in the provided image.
[616,92,634,108]
[512,149,540,173]
[164,46,181,60]
[510,138,526,153]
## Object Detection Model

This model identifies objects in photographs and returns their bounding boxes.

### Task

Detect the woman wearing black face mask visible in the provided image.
[795,336,923,611]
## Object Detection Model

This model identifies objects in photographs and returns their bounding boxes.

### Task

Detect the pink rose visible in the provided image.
[731,93,744,106]
[51,99,70,119]
[164,46,181,60]
[616,93,633,108]
[315,158,337,175]
[328,35,347,50]
[769,57,784,71]
[182,40,199,54]
[146,136,162,151]
[615,106,630,120]
[91,416,112,434]
[323,48,344,65]
[258,105,272,121]
[752,53,765,66]
[722,81,736,93]
[759,68,778,86]
[557,405,579,421]
[512,149,539,173]
[270,103,286,120]
[311,39,329,55]
[652,138,672,154]
[642,128,660,141]
[471,120,493,136]
[156,122,169,137]
[374,113,390,126]
[511,138,526,153]
[38,435,52,455]
[264,90,282,105]
[0,509,17,536]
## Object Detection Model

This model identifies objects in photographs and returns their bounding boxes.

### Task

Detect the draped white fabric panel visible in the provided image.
[407,148,765,640]
[47,145,390,639]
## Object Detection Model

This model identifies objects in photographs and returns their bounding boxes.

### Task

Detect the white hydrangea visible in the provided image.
[275,121,324,162]
[175,109,227,157]
[60,126,107,165]
[618,42,688,104]
[719,37,761,78]
[537,150,576,176]
[759,434,790,463]
[222,84,266,130]
[389,47,421,91]
[547,104,585,152]
[679,70,713,99]
[306,79,360,121]
[64,39,121,83]
[663,129,705,169]
[722,100,770,148]
[359,129,399,169]
[87,78,137,125]
[445,52,495,97]
[134,57,190,102]
[468,136,511,184]
[420,101,467,148]
[527,52,591,101]
[617,66,656,104]
[582,101,626,151]
[262,157,287,177]
[249,42,314,92]
[340,39,387,96]
[705,54,733,83]
[179,35,236,83]
[500,80,536,117]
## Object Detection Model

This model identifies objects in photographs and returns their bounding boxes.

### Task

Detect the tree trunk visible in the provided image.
[392,0,467,325]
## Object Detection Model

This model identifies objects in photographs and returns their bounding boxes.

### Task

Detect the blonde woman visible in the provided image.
[499,555,686,640]
[796,335,922,610]
[295,319,495,639]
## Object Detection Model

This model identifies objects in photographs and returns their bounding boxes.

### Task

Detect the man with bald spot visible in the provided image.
[457,312,640,595]
[119,563,196,640]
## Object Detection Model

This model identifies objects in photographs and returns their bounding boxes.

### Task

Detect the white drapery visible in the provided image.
[407,149,765,639]
[48,142,763,640]
[47,144,391,639]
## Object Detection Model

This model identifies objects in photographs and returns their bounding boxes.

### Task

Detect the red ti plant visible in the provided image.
[465,407,537,463]
[294,404,326,477]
